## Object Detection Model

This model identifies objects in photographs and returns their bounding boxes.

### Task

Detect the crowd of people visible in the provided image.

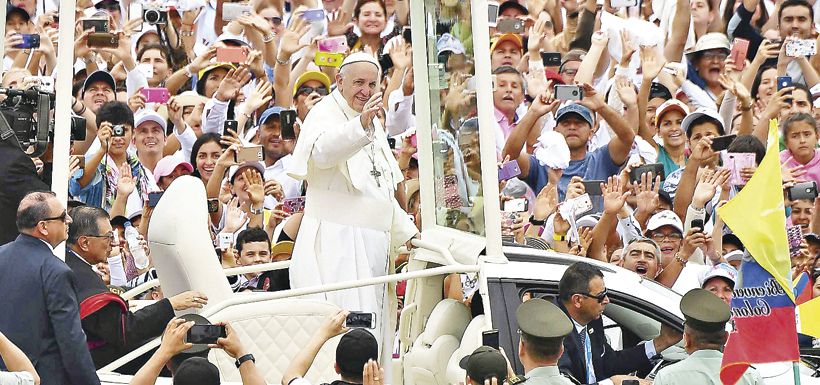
[0,0,819,383]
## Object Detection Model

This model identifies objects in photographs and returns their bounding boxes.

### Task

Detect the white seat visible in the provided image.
[403,299,471,385]
[445,314,486,385]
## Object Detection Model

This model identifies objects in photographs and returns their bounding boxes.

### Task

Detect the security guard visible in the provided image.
[654,289,763,385]
[508,298,576,385]
[460,346,508,384]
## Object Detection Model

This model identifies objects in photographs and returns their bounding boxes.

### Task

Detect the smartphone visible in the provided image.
[216,47,248,63]
[82,18,109,33]
[498,160,522,182]
[378,53,394,72]
[222,3,252,21]
[710,134,737,152]
[541,52,561,67]
[777,76,793,91]
[314,52,345,67]
[629,163,664,183]
[722,152,755,186]
[387,137,396,149]
[282,196,306,214]
[554,84,583,100]
[497,18,525,34]
[488,1,500,27]
[503,198,528,213]
[788,181,819,201]
[402,26,412,45]
[223,120,238,137]
[568,193,593,218]
[581,180,604,196]
[482,329,499,349]
[185,324,226,344]
[136,63,154,79]
[87,33,119,48]
[71,116,87,141]
[280,110,297,140]
[207,198,219,213]
[302,8,325,21]
[730,38,749,70]
[345,311,376,328]
[787,225,803,258]
[786,39,817,57]
[141,87,170,104]
[147,192,163,208]
[690,218,704,232]
[610,0,638,7]
[234,145,265,163]
[218,232,234,250]
[318,36,348,53]
[14,34,40,49]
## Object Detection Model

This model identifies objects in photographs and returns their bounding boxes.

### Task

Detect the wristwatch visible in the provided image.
[249,206,263,215]
[235,353,255,368]
[529,216,546,226]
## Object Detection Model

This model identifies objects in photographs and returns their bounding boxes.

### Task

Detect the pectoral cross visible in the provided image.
[370,165,382,187]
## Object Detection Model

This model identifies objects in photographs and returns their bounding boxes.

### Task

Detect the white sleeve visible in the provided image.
[107,254,127,286]
[202,98,230,135]
[0,371,35,385]
[719,91,737,130]
[126,67,150,97]
[175,124,198,163]
[385,88,414,136]
[680,80,718,111]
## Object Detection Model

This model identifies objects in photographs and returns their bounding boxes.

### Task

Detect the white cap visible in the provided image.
[228,161,265,183]
[437,33,466,55]
[645,210,684,234]
[135,109,167,133]
[340,52,381,73]
[681,107,725,137]
[724,250,744,263]
[700,263,738,287]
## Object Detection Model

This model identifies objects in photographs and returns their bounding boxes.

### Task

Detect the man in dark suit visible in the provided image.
[557,261,682,385]
[0,191,101,385]
[65,206,208,371]
[0,139,50,245]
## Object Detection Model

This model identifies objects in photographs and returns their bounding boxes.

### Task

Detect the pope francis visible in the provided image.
[288,52,419,357]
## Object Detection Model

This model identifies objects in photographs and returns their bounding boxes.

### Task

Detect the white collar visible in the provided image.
[68,249,94,267]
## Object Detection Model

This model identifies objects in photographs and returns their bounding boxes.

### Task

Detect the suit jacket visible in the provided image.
[0,140,49,246]
[65,250,175,370]
[0,235,100,385]
[557,302,651,385]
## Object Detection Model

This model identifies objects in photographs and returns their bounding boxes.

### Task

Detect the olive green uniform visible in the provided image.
[653,349,763,385]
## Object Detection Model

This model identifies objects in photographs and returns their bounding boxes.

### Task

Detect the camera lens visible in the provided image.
[144,9,159,24]
[572,90,578,96]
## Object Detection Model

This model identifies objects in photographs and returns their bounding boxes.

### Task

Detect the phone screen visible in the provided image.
[280,110,297,140]
[345,312,375,328]
[482,329,499,349]
[186,325,226,344]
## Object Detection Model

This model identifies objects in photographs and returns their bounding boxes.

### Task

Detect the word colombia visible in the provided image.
[731,278,789,318]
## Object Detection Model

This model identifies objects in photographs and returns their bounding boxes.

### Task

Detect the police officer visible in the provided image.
[654,289,763,385]
[507,298,575,385]
[460,346,508,385]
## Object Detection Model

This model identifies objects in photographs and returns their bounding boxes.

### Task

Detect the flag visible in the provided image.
[717,120,800,385]
[720,260,800,385]
[798,297,820,339]
[794,271,814,305]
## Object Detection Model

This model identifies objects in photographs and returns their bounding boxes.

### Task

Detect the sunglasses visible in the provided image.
[576,289,608,303]
[296,86,329,96]
[41,210,68,223]
[264,16,283,26]
[85,232,116,241]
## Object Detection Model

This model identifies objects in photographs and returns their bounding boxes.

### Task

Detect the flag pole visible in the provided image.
[793,361,801,385]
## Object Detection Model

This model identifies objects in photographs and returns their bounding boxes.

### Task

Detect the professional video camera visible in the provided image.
[0,86,86,158]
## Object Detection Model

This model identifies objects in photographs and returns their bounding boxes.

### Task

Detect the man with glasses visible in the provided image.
[557,262,681,385]
[256,106,303,202]
[0,191,101,385]
[294,71,332,123]
[64,206,209,371]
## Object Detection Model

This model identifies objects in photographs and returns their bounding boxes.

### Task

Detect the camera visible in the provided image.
[143,7,168,25]
[0,86,86,157]
[112,124,125,137]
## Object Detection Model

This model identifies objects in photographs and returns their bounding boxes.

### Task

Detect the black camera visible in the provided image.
[0,87,54,158]
[143,8,168,25]
[112,124,125,137]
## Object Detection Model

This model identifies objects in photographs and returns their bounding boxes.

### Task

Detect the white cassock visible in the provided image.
[287,89,418,360]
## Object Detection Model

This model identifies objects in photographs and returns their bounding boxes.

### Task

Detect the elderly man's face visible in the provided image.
[337,62,380,112]
[493,72,524,116]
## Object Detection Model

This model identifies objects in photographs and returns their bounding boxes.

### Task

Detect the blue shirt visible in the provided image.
[524,144,622,201]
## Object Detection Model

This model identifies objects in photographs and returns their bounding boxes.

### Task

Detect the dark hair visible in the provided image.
[354,0,387,19]
[781,112,818,136]
[778,0,813,23]
[67,206,109,245]
[686,115,724,137]
[96,101,135,130]
[727,135,766,165]
[723,0,768,31]
[137,43,170,64]
[520,333,563,360]
[236,227,271,255]
[750,64,776,99]
[684,325,728,350]
[336,329,379,381]
[190,133,223,178]
[559,262,603,302]
[173,357,220,385]
[16,191,56,231]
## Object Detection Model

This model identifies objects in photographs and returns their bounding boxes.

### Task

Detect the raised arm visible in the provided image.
[574,30,608,86]
[578,84,635,165]
[664,0,690,63]
[501,91,558,179]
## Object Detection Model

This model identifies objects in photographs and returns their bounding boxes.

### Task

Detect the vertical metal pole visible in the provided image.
[52,3,77,260]
[793,361,802,385]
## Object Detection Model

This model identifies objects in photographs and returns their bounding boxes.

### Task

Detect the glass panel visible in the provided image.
[422,0,485,236]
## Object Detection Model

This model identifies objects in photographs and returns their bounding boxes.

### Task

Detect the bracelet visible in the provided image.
[675,253,687,266]
[739,103,752,111]
[263,32,276,43]
[241,111,252,119]
[276,56,290,66]
[529,216,546,226]
[553,233,566,242]
[180,29,195,37]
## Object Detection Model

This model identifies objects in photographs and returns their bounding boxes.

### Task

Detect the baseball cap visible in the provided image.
[576,214,601,229]
[655,99,690,125]
[724,249,744,263]
[645,210,684,234]
[681,107,725,137]
[153,155,194,184]
[228,161,265,183]
[436,33,466,55]
[293,71,332,97]
[215,32,250,47]
[490,33,523,53]
[545,69,564,84]
[174,357,220,385]
[82,70,117,97]
[6,5,30,22]
[687,32,730,56]
[134,109,168,132]
[555,104,594,127]
[336,328,379,377]
[258,106,284,126]
[196,63,236,96]
[459,346,508,383]
[499,0,528,15]
[175,90,208,108]
[722,233,745,251]
[700,263,738,288]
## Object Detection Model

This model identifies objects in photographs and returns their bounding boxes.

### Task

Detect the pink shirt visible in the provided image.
[495,107,519,141]
[780,148,820,188]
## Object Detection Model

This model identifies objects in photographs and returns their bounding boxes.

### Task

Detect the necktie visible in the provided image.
[583,326,596,383]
